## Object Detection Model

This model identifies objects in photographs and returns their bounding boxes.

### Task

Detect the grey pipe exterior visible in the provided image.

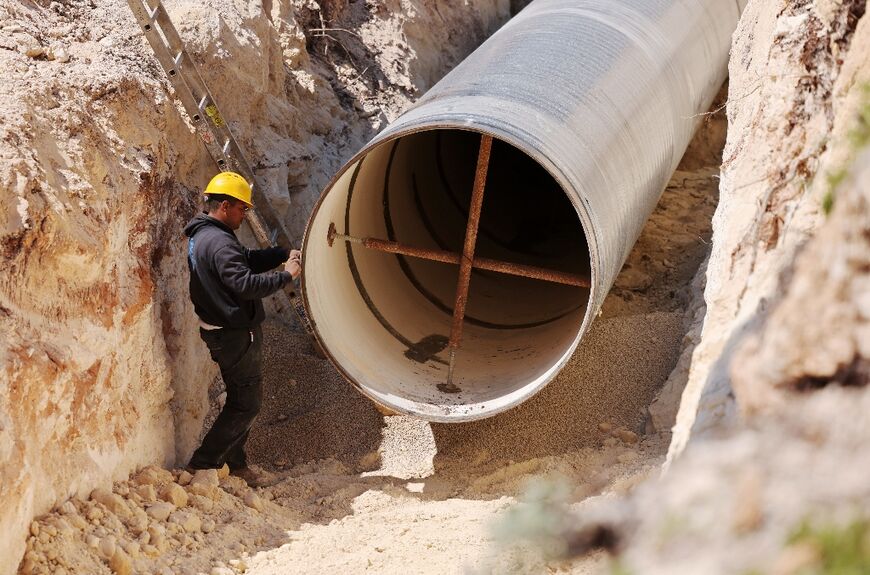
[303,0,745,421]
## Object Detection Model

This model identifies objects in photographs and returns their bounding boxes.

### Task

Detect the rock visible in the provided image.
[142,544,159,557]
[135,466,173,486]
[126,512,148,535]
[161,483,188,507]
[86,505,103,522]
[612,428,640,444]
[59,501,77,515]
[169,511,201,533]
[191,468,220,487]
[211,567,234,575]
[29,521,39,537]
[86,534,100,548]
[122,540,140,559]
[146,502,175,521]
[53,48,69,63]
[109,548,132,575]
[137,484,157,502]
[148,525,168,552]
[98,535,116,560]
[190,494,214,512]
[201,518,216,534]
[598,422,614,433]
[24,45,44,58]
[91,487,130,517]
[243,491,263,511]
[177,470,193,486]
[217,464,230,480]
[189,469,221,498]
[19,559,35,575]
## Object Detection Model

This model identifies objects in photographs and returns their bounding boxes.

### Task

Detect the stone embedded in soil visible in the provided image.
[137,484,157,502]
[161,483,189,508]
[90,488,130,517]
[598,422,614,433]
[243,491,263,511]
[201,518,216,534]
[178,470,193,486]
[191,469,220,487]
[135,466,174,487]
[98,535,116,559]
[168,511,201,533]
[146,501,175,521]
[126,512,149,535]
[109,548,133,575]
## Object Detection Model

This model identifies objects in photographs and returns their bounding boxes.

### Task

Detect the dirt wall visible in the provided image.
[0,1,515,572]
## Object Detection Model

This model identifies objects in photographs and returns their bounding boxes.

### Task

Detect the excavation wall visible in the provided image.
[0,1,515,571]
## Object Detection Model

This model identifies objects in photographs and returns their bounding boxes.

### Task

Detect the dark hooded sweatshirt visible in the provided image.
[183,213,291,329]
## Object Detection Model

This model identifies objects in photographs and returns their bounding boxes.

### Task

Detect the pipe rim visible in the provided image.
[302,120,602,422]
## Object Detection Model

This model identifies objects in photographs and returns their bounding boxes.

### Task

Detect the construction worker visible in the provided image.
[182,171,301,487]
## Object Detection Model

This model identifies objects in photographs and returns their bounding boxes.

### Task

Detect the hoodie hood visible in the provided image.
[183,212,231,238]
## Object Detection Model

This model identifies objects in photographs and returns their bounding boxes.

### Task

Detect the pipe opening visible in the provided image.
[305,129,592,420]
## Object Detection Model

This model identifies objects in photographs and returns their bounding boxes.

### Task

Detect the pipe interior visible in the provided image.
[306,129,592,419]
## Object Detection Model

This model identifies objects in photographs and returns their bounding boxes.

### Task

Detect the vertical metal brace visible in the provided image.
[444,134,493,392]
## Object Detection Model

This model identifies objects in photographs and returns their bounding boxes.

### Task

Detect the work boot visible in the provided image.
[230,465,274,488]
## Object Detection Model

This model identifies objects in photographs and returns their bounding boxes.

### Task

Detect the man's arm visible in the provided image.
[244,246,290,274]
[215,245,292,300]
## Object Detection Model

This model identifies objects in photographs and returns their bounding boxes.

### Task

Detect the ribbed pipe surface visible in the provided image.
[302,0,745,421]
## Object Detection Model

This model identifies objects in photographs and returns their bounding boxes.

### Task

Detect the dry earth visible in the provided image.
[4,0,870,574]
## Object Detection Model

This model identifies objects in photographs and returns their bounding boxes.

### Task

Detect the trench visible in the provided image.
[13,0,734,573]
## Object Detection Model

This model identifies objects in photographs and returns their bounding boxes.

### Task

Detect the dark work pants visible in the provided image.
[188,325,263,471]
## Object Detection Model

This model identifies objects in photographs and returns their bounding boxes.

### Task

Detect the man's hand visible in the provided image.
[285,249,303,279]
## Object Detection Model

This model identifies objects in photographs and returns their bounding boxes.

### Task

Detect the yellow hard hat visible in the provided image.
[204,172,253,207]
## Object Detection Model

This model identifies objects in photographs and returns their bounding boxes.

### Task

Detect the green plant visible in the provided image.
[822,83,870,216]
[786,518,870,574]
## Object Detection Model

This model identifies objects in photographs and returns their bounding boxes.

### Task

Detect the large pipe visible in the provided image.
[302,0,745,422]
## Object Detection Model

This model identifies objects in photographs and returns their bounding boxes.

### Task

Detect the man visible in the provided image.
[182,171,301,487]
